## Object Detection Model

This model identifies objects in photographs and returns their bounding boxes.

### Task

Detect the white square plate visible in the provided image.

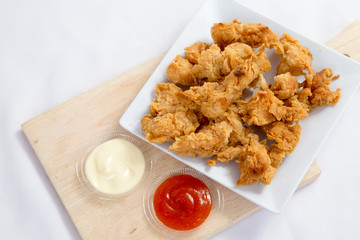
[120,0,360,213]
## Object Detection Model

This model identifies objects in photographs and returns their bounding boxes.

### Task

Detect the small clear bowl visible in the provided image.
[143,167,224,239]
[76,132,155,201]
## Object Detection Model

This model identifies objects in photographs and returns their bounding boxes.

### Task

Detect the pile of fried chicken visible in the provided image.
[141,20,341,185]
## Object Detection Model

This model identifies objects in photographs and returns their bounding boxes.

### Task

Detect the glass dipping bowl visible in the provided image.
[143,167,224,239]
[76,132,156,201]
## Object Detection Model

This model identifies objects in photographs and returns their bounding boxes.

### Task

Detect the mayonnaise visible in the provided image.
[85,138,145,195]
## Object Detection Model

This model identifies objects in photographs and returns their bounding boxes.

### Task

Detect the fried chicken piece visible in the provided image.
[184,41,211,64]
[270,73,299,100]
[141,111,199,143]
[141,83,200,143]
[207,110,255,166]
[166,55,196,85]
[236,89,283,125]
[150,83,189,115]
[236,89,308,126]
[191,44,226,82]
[277,33,314,78]
[168,41,270,85]
[297,87,313,112]
[167,43,252,85]
[268,147,286,168]
[228,131,243,145]
[169,120,232,158]
[253,46,272,73]
[236,136,272,185]
[264,121,301,154]
[192,43,261,82]
[280,96,309,123]
[211,19,282,51]
[222,52,269,89]
[263,121,301,171]
[246,50,273,90]
[178,82,226,118]
[201,50,270,118]
[306,68,341,107]
[181,52,269,119]
[260,166,277,185]
[208,145,243,166]
[220,42,254,75]
[225,110,254,144]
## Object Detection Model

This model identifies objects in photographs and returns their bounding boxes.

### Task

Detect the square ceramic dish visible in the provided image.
[120,0,360,213]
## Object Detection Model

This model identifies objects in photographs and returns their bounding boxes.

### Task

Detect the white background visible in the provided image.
[1,0,360,239]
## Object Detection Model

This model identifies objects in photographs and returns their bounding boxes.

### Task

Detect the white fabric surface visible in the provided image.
[1,0,359,239]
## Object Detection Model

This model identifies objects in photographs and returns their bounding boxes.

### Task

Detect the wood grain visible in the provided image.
[326,21,360,62]
[21,21,360,240]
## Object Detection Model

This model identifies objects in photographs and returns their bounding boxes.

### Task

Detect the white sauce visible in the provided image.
[85,138,145,195]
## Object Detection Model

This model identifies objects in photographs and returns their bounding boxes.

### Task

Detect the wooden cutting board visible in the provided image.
[22,21,360,240]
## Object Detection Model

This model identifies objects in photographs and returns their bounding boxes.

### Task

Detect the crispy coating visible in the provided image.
[191,44,226,82]
[225,110,254,144]
[271,73,299,100]
[222,52,267,89]
[236,89,308,126]
[181,51,270,119]
[260,166,277,185]
[236,136,272,185]
[168,42,264,85]
[169,120,233,158]
[221,42,254,75]
[264,122,301,170]
[185,41,211,64]
[207,110,254,166]
[141,112,199,143]
[277,33,314,78]
[211,19,282,51]
[150,83,189,115]
[177,82,226,118]
[166,55,196,86]
[236,90,282,125]
[141,83,199,143]
[306,68,341,107]
[208,145,243,166]
[264,121,301,154]
[268,147,286,168]
[297,87,313,112]
[281,96,309,123]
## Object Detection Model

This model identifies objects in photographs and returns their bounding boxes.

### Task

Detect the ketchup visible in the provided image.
[153,174,212,230]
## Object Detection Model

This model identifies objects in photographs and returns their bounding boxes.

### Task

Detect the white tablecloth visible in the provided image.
[1,0,359,239]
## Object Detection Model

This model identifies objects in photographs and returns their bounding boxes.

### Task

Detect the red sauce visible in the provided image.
[153,174,212,230]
